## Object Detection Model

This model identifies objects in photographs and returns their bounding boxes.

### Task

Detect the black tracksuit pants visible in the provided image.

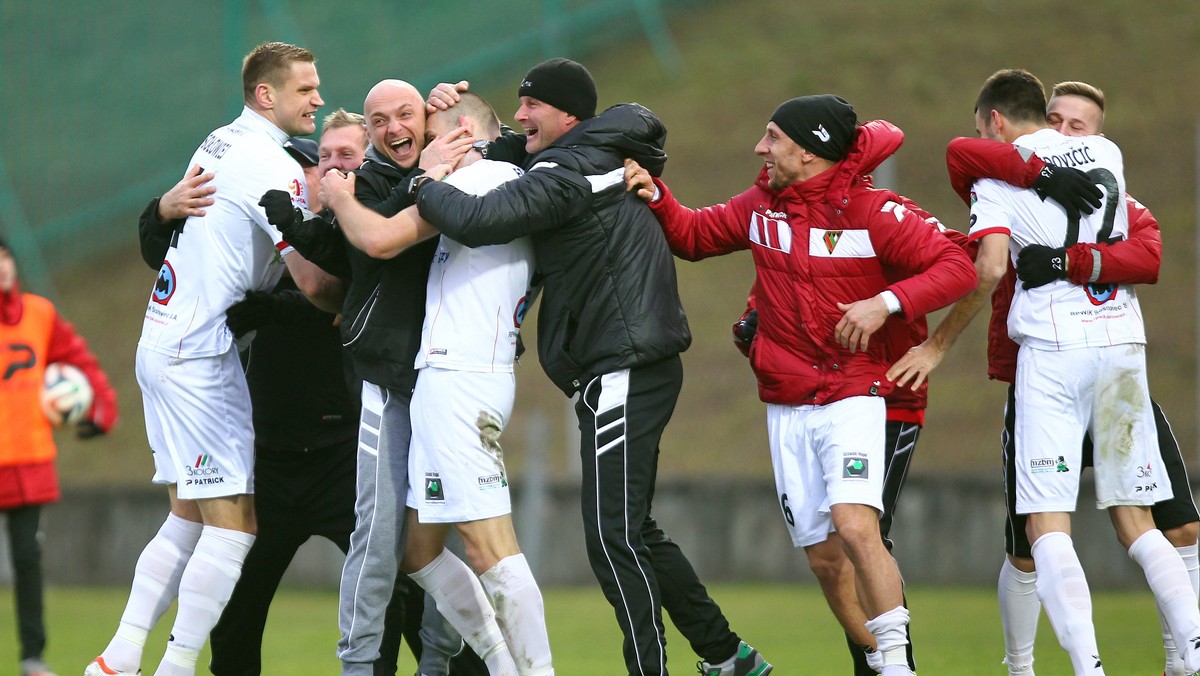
[576,356,740,675]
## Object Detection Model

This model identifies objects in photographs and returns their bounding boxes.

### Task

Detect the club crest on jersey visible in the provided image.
[1084,282,1117,306]
[152,261,176,305]
[514,294,529,328]
[823,230,842,254]
[749,210,792,253]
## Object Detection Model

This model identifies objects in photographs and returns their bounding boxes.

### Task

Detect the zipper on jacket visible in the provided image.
[342,283,380,348]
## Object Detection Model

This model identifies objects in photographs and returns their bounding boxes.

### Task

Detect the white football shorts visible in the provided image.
[1014,342,1166,514]
[136,345,254,499]
[768,395,886,548]
[406,367,515,523]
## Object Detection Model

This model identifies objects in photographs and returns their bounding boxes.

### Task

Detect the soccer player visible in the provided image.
[319,91,551,675]
[625,95,977,675]
[85,41,341,676]
[417,59,772,676]
[938,80,1200,676]
[889,68,1200,675]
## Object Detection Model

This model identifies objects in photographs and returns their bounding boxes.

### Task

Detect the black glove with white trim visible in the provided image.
[1016,244,1068,289]
[1032,164,1103,222]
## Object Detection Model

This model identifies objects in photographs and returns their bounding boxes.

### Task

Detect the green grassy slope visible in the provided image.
[49,0,1200,486]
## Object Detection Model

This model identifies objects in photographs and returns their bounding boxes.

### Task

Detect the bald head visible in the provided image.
[364,79,426,169]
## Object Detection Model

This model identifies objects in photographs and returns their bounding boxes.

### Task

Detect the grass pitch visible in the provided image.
[0,582,1171,674]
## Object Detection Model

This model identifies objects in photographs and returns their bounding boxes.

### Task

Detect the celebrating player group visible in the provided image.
[64,37,1197,676]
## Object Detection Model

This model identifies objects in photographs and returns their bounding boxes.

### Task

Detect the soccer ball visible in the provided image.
[41,362,94,425]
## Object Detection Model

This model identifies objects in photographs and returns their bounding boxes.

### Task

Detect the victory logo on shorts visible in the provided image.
[842,453,869,480]
[425,473,445,503]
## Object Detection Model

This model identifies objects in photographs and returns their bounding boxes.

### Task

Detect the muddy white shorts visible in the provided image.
[406,367,515,523]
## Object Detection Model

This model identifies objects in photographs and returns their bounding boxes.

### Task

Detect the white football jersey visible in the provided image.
[415,158,534,373]
[969,128,1143,351]
[139,108,308,358]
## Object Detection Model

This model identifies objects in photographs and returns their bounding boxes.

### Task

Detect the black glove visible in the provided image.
[732,309,758,357]
[258,189,303,237]
[226,291,282,338]
[1032,164,1103,221]
[1016,244,1068,289]
[75,420,106,440]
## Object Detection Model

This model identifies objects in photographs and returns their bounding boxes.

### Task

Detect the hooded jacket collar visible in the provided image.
[544,103,668,176]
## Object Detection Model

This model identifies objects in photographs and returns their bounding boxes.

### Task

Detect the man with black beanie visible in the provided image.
[626,94,979,675]
[415,58,772,676]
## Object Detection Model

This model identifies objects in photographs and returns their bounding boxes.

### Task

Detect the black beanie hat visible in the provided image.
[518,58,597,120]
[770,95,858,162]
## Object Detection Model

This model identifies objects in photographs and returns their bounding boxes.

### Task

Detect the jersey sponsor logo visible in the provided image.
[514,294,530,328]
[842,452,869,479]
[749,211,792,254]
[1084,282,1117,306]
[289,178,303,197]
[477,473,506,490]
[185,454,221,477]
[425,472,445,502]
[152,261,177,305]
[812,124,831,143]
[1029,457,1058,474]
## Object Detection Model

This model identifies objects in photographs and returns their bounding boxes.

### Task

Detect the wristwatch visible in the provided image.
[406,172,433,200]
[471,139,490,158]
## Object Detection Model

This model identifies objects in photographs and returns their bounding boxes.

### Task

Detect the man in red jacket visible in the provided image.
[930,79,1199,676]
[0,235,119,676]
[627,95,976,675]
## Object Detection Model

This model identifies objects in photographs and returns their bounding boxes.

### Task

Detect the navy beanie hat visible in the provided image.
[518,58,597,120]
[770,95,858,162]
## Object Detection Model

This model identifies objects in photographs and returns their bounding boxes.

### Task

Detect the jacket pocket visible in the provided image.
[341,283,381,348]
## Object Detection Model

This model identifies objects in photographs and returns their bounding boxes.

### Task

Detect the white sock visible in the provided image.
[480,554,554,675]
[864,605,910,675]
[1179,542,1200,597]
[102,514,203,672]
[998,558,1039,673]
[1030,532,1102,674]
[1129,530,1200,671]
[409,550,518,676]
[155,526,254,675]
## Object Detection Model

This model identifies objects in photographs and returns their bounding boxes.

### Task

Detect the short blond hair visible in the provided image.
[242,41,315,104]
[1051,81,1106,113]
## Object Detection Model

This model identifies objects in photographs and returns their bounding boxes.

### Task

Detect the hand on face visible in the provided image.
[318,169,356,210]
[419,126,474,175]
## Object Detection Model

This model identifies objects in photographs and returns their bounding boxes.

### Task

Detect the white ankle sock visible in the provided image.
[410,549,518,676]
[480,554,553,675]
[864,605,910,673]
[102,513,203,672]
[156,525,254,676]
[998,558,1039,673]
[1129,530,1200,671]
[1031,532,1101,674]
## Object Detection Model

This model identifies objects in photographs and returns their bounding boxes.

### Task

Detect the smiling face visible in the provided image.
[754,121,811,190]
[364,81,426,169]
[269,61,323,137]
[514,96,576,154]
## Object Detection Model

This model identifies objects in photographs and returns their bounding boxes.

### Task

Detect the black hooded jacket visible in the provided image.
[416,103,691,394]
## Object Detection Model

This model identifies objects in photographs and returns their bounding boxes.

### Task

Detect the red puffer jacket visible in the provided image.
[652,121,976,406]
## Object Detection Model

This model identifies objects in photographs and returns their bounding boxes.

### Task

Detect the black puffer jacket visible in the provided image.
[417,103,691,394]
